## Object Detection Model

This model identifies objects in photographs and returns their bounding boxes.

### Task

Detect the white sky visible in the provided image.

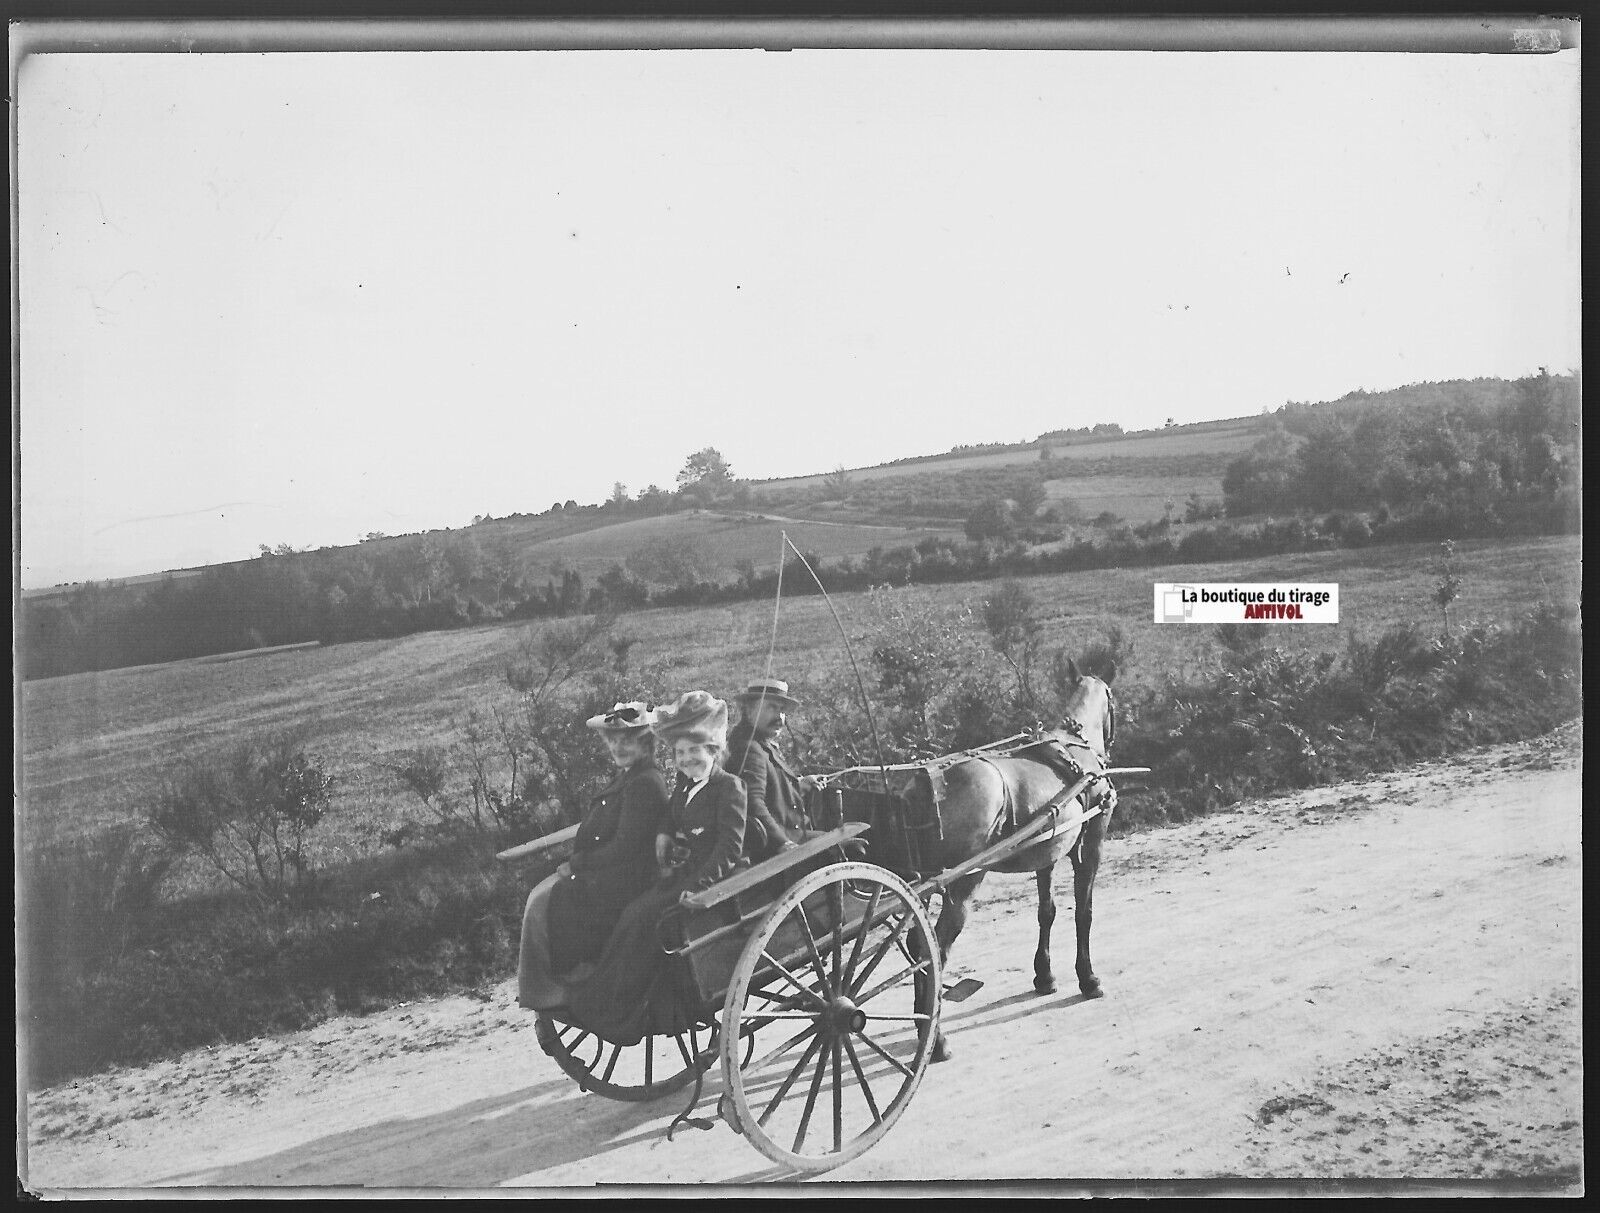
[15,45,1581,587]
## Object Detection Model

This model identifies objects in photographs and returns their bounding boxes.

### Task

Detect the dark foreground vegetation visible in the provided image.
[21,373,1578,681]
[22,554,1581,1090]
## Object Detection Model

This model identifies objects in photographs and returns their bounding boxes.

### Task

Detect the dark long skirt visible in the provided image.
[562,877,708,1047]
[546,867,641,976]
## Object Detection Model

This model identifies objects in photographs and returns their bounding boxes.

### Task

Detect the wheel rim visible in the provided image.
[719,862,942,1171]
[535,1012,708,1102]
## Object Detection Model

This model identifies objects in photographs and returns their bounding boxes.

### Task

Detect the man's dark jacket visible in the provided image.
[727,721,809,860]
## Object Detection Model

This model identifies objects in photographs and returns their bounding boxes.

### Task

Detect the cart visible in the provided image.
[497,751,1140,1172]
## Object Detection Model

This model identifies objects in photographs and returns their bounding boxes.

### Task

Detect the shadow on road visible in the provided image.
[149,1074,691,1189]
[147,988,1107,1190]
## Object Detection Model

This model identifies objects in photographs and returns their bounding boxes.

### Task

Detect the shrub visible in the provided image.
[145,731,336,911]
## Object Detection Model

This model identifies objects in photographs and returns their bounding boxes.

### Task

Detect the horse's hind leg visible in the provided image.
[1071,816,1107,998]
[1033,865,1057,994]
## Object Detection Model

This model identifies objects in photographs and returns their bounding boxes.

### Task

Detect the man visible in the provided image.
[726,677,822,861]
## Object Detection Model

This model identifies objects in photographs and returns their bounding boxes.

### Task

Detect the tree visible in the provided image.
[1012,478,1048,521]
[608,481,629,506]
[626,536,719,588]
[964,498,1015,543]
[676,447,734,503]
[635,484,670,514]
[1221,424,1298,516]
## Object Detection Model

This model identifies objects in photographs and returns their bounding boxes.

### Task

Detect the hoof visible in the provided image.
[1034,975,1057,995]
[931,1037,953,1064]
[1079,980,1105,1000]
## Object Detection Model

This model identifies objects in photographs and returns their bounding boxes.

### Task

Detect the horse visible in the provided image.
[914,659,1117,1063]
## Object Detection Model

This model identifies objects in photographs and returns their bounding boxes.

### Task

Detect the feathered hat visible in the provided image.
[585,701,654,734]
[648,690,729,747]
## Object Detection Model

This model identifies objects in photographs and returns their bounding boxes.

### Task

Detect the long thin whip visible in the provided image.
[780,533,889,783]
[735,529,791,783]
[762,528,785,685]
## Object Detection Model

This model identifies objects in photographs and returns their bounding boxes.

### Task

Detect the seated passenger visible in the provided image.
[727,677,824,860]
[563,691,747,1044]
[516,701,667,1011]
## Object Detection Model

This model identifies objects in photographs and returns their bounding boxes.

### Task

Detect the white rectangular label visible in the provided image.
[1153,583,1339,623]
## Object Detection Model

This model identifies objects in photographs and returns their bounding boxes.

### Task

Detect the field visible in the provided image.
[21,534,1582,869]
[759,417,1264,491]
[499,510,965,581]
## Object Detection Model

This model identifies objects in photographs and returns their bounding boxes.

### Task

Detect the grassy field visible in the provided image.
[507,510,965,581]
[21,533,1581,869]
[759,417,1264,491]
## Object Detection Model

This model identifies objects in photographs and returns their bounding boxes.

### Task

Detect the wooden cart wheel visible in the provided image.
[718,862,941,1171]
[535,1012,710,1102]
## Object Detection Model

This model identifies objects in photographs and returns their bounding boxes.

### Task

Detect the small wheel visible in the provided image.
[535,1012,709,1102]
[719,863,941,1172]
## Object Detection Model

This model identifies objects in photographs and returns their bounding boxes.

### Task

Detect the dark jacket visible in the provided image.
[547,758,668,973]
[727,721,809,858]
[661,767,747,893]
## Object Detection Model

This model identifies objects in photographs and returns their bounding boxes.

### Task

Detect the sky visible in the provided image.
[15,39,1581,588]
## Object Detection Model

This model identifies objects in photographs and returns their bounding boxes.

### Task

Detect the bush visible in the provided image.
[1113,601,1582,827]
[145,731,335,911]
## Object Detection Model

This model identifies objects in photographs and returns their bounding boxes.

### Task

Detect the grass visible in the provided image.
[21,533,1581,867]
[760,416,1264,491]
[509,510,965,581]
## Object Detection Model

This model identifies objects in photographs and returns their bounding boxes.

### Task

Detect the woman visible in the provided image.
[516,701,667,1011]
[564,690,748,1045]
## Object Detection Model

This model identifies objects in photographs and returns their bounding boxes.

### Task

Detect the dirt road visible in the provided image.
[24,726,1583,1193]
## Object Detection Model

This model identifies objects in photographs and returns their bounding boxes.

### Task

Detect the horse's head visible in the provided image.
[1056,656,1115,758]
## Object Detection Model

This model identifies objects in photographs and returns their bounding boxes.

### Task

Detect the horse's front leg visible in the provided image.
[1071,816,1106,998]
[926,872,984,1063]
[1033,865,1057,994]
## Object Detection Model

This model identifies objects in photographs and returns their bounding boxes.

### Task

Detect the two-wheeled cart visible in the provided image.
[498,753,1141,1172]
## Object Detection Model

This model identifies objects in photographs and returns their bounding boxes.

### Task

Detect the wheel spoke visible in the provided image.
[792,1034,831,1153]
[862,1013,933,1022]
[761,950,828,1009]
[748,1022,817,1075]
[847,911,917,999]
[674,1031,695,1070]
[599,1043,622,1084]
[758,1030,826,1128]
[832,1036,843,1154]
[793,901,834,993]
[561,1027,593,1058]
[841,1033,883,1126]
[854,1027,914,1079]
[830,881,844,987]
[745,1011,824,1023]
[841,883,884,987]
[855,958,930,1007]
[644,1037,654,1087]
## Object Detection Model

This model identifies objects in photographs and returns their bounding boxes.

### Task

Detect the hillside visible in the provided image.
[23,414,1262,605]
[22,371,1577,684]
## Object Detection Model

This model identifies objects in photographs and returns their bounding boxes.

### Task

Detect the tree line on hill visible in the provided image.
[21,372,1578,680]
[1224,371,1580,530]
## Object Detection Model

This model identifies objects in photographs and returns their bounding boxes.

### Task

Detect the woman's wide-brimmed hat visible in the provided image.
[648,690,729,747]
[734,677,801,714]
[585,701,654,734]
